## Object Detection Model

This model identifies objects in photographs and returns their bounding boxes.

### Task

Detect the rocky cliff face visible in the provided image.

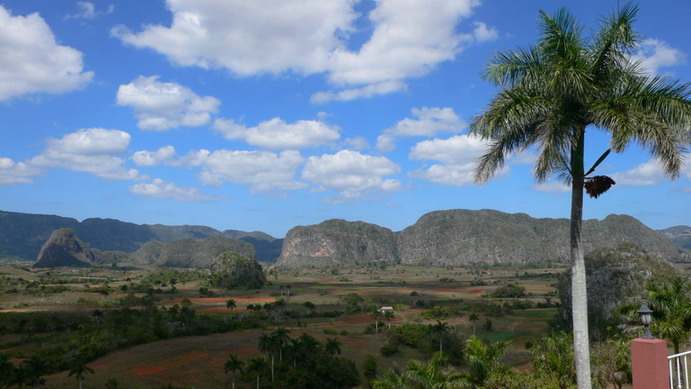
[130,235,255,268]
[34,228,95,268]
[397,210,687,266]
[277,219,398,268]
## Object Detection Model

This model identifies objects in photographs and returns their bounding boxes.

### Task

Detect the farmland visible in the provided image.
[0,263,564,388]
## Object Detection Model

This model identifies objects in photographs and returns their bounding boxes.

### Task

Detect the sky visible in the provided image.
[0,0,689,238]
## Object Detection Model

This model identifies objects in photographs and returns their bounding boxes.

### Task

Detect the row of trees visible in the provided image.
[224,328,359,389]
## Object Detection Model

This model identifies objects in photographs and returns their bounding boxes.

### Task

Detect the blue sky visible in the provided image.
[0,0,689,238]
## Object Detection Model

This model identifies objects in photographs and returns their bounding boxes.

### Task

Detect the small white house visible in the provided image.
[379,306,394,313]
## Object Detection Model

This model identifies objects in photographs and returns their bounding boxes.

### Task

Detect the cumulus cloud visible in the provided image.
[302,150,401,200]
[0,158,42,185]
[472,21,499,42]
[631,38,687,76]
[611,159,668,186]
[112,0,486,101]
[29,128,144,180]
[408,134,490,186]
[129,178,220,201]
[113,0,353,75]
[213,118,340,149]
[132,146,177,167]
[186,149,306,192]
[0,5,93,101]
[377,107,465,152]
[116,76,220,131]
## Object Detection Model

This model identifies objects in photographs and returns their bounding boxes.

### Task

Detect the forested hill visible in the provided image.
[277,210,688,267]
[0,210,278,261]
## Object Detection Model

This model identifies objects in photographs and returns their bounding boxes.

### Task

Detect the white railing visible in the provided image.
[669,350,691,389]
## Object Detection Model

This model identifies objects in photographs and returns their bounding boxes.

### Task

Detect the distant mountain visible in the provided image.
[277,219,398,268]
[34,228,95,268]
[0,210,279,262]
[658,225,691,250]
[277,210,688,268]
[129,235,255,268]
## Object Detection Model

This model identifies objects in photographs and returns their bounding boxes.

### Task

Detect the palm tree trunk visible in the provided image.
[570,128,592,389]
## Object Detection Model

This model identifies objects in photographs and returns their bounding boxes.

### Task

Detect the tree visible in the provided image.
[431,320,450,354]
[226,298,237,310]
[470,4,691,388]
[383,310,395,329]
[67,359,94,389]
[463,336,510,387]
[303,301,316,315]
[325,338,342,357]
[525,332,576,389]
[246,357,267,389]
[372,352,463,389]
[257,333,276,383]
[371,310,383,334]
[469,313,479,336]
[645,277,691,354]
[271,327,291,361]
[224,353,244,389]
[25,355,50,389]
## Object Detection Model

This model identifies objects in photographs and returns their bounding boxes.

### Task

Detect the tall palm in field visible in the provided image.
[325,338,342,357]
[431,320,450,354]
[471,4,691,388]
[68,358,94,389]
[224,353,244,389]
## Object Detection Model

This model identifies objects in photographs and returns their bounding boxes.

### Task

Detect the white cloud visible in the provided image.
[302,150,401,199]
[64,2,113,20]
[611,159,668,186]
[408,134,490,186]
[116,75,220,131]
[377,107,465,151]
[213,117,340,149]
[472,21,499,42]
[113,0,485,101]
[30,128,144,180]
[0,158,42,185]
[187,149,306,192]
[129,178,220,201]
[0,5,93,101]
[113,0,354,75]
[343,137,370,150]
[631,38,686,76]
[310,80,406,104]
[132,146,177,167]
[533,181,570,193]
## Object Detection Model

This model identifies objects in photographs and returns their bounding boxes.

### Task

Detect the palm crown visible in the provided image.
[471,3,690,185]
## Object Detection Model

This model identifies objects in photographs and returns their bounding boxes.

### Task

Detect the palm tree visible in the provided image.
[469,313,479,336]
[431,320,450,354]
[257,333,276,383]
[67,359,94,389]
[371,310,383,334]
[224,353,244,389]
[25,355,50,389]
[246,357,267,389]
[471,4,691,388]
[325,338,342,357]
[372,352,464,389]
[226,298,237,310]
[383,310,395,329]
[463,336,510,387]
[645,277,691,354]
[271,327,291,361]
